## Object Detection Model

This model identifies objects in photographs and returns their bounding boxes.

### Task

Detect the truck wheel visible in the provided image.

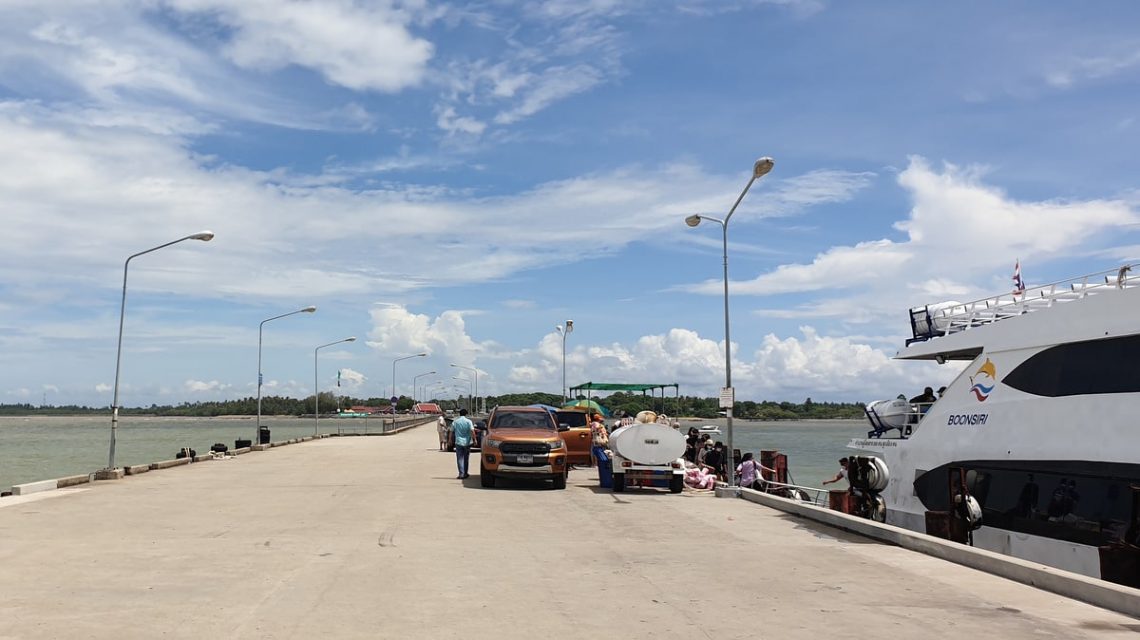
[480,465,495,488]
[612,473,625,492]
[669,475,684,493]
[552,472,567,490]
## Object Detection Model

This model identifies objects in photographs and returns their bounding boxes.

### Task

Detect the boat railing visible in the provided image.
[905,402,933,436]
[754,478,831,507]
[908,263,1138,344]
[866,400,933,438]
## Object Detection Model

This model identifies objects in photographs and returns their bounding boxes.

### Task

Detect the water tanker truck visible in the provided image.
[609,411,686,493]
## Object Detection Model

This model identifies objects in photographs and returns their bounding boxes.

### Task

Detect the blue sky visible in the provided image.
[3,0,1140,408]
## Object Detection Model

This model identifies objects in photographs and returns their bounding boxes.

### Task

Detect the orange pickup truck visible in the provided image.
[479,405,568,489]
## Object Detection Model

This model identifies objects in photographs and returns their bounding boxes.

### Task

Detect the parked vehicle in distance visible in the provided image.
[554,410,592,466]
[480,406,568,489]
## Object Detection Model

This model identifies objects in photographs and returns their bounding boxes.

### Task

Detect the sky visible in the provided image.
[2,0,1140,409]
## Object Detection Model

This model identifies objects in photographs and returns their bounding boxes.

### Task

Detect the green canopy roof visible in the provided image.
[570,382,678,392]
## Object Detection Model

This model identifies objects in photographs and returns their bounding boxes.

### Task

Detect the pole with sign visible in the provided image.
[720,386,735,486]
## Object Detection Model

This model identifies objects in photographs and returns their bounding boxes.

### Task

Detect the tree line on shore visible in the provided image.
[0,391,866,420]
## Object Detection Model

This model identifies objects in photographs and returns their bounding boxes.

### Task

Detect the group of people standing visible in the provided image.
[684,428,727,479]
[680,427,773,491]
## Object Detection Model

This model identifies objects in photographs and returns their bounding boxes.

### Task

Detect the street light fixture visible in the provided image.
[257,305,317,443]
[449,363,479,414]
[105,230,214,473]
[392,353,427,405]
[683,156,774,487]
[412,370,437,405]
[314,336,356,435]
[555,320,573,405]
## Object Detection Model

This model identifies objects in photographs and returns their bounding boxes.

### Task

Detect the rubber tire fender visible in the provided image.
[868,457,890,492]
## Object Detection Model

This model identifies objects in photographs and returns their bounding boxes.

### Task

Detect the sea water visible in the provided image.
[682,418,868,488]
[1,415,869,493]
[0,415,380,491]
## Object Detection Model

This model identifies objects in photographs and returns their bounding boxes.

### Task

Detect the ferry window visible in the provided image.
[1001,334,1140,397]
[915,464,1134,547]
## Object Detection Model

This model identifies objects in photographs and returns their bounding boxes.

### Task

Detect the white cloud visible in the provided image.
[502,325,947,402]
[185,379,229,392]
[686,156,1137,325]
[334,367,366,391]
[364,305,505,361]
[0,103,873,302]
[163,0,434,93]
[95,383,112,393]
[747,327,958,399]
[503,299,536,309]
[435,105,486,136]
[492,64,605,125]
[1045,47,1140,89]
[431,2,625,134]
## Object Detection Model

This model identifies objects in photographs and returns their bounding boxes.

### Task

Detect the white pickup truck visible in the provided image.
[609,414,686,493]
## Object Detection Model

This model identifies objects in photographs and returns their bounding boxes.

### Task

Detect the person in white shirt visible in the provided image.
[437,416,449,451]
[822,458,850,488]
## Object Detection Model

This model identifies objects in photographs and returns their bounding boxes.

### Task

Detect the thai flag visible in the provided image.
[1012,259,1025,295]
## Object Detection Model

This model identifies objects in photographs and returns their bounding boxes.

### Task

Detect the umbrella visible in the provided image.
[561,399,610,417]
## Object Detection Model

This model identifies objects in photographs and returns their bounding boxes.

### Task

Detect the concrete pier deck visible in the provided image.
[1,424,1136,639]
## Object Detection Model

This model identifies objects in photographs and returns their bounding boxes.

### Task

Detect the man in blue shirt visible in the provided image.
[451,409,475,480]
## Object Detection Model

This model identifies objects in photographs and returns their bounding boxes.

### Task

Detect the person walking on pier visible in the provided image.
[451,409,475,480]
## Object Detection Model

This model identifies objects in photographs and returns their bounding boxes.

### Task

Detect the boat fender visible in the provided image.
[868,457,890,492]
[954,494,983,530]
[964,495,983,530]
[870,494,887,522]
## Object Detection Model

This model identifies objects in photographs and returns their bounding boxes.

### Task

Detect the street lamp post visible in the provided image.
[105,231,214,473]
[391,353,427,405]
[452,375,473,413]
[450,363,479,414]
[257,305,317,443]
[684,157,774,487]
[314,337,356,435]
[412,370,437,406]
[555,320,573,405]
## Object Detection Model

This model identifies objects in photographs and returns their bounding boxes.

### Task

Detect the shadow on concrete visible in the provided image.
[772,511,881,545]
[462,475,560,491]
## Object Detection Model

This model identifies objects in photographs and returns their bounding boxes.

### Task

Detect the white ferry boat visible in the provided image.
[853,263,1140,587]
